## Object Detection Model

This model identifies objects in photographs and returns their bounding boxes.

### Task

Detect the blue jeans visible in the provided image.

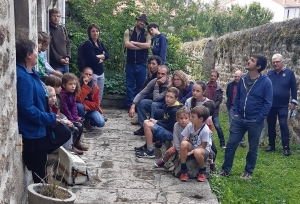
[126,63,146,108]
[92,73,105,101]
[267,107,289,148]
[55,64,69,74]
[222,116,263,174]
[136,99,152,126]
[152,124,173,141]
[228,105,245,144]
[212,115,225,146]
[76,103,105,127]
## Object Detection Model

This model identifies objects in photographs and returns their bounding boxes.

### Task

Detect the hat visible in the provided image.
[136,14,148,25]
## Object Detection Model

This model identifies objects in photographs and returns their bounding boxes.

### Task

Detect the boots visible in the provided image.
[74,140,89,151]
[72,145,83,155]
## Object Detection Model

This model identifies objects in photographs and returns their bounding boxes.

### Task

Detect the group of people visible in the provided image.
[130,53,297,181]
[17,8,108,183]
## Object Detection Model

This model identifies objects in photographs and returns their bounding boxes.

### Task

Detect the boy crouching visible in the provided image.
[135,87,183,158]
[180,106,212,182]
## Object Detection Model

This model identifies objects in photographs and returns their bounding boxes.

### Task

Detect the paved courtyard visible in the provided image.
[70,108,218,204]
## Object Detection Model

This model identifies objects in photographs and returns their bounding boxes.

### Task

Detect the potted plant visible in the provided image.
[27,165,76,204]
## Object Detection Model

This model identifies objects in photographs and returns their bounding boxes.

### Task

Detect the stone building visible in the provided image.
[0,0,65,203]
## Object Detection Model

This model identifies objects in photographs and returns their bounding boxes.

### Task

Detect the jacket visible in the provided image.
[157,101,183,132]
[233,73,273,123]
[151,33,168,65]
[133,77,170,105]
[206,82,223,115]
[226,81,236,109]
[76,81,103,114]
[49,24,71,68]
[267,67,298,107]
[82,38,109,76]
[179,81,194,104]
[60,89,80,122]
[17,63,56,139]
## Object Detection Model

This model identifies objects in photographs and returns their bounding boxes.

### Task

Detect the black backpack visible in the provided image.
[77,40,92,72]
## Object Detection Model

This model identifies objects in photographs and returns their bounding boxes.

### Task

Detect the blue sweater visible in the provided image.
[233,73,273,123]
[267,68,298,107]
[17,63,56,139]
[152,33,168,65]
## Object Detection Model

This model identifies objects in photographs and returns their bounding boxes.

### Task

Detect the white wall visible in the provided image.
[284,7,300,20]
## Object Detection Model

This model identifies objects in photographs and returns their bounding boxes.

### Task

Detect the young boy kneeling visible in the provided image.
[135,87,183,158]
[180,106,212,182]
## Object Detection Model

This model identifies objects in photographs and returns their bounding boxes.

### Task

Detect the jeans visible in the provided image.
[259,119,268,143]
[92,73,105,101]
[136,99,152,126]
[126,63,146,108]
[152,124,173,141]
[267,107,289,148]
[55,64,69,74]
[222,116,263,174]
[212,115,225,146]
[228,105,245,144]
[151,102,164,118]
[77,103,105,127]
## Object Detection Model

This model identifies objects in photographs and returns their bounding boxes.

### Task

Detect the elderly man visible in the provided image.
[226,70,246,147]
[129,65,170,136]
[207,71,226,148]
[124,14,151,109]
[266,54,298,156]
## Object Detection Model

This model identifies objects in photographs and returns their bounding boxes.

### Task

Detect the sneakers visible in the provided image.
[283,147,291,156]
[135,149,155,158]
[240,172,252,180]
[221,145,226,149]
[154,160,165,168]
[134,127,144,136]
[180,173,189,181]
[134,144,147,152]
[210,163,216,172]
[197,173,206,182]
[217,169,229,177]
[259,142,265,148]
[265,146,275,152]
[240,143,246,148]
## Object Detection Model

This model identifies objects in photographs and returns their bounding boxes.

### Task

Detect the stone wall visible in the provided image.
[186,18,300,142]
[0,1,26,203]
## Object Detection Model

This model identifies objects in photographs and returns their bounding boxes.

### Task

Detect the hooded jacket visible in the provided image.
[156,101,183,132]
[233,73,273,123]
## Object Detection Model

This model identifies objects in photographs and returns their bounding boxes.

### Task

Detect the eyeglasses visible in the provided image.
[272,61,282,64]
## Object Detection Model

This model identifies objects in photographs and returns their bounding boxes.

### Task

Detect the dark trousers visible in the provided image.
[23,150,48,183]
[267,107,289,148]
[212,115,226,146]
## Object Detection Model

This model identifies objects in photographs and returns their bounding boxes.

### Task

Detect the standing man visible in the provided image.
[218,55,273,179]
[124,14,151,109]
[226,70,246,148]
[266,54,298,156]
[147,23,168,65]
[49,8,71,74]
[128,65,170,135]
[207,71,226,148]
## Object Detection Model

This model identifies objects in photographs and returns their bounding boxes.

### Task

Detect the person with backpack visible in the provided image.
[124,14,151,110]
[49,8,71,74]
[80,23,109,101]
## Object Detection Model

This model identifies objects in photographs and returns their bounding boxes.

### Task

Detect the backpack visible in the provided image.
[77,40,92,72]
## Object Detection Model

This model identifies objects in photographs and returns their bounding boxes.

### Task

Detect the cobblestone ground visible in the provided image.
[70,108,218,204]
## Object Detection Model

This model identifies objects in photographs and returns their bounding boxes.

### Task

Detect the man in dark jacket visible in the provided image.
[207,71,226,148]
[134,87,183,158]
[218,54,273,179]
[226,70,246,147]
[266,53,298,156]
[49,8,71,74]
[124,14,151,109]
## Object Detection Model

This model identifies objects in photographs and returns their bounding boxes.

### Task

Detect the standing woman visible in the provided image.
[16,39,57,183]
[82,23,109,101]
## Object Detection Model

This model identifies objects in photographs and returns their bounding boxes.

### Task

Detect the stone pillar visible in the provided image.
[0,0,26,203]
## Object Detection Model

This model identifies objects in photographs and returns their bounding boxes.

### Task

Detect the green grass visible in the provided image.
[209,113,300,204]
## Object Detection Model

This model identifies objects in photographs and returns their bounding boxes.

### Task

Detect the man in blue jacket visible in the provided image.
[218,54,273,179]
[266,54,298,156]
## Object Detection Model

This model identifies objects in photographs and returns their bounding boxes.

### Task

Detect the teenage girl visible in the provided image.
[61,73,89,151]
[45,77,83,155]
